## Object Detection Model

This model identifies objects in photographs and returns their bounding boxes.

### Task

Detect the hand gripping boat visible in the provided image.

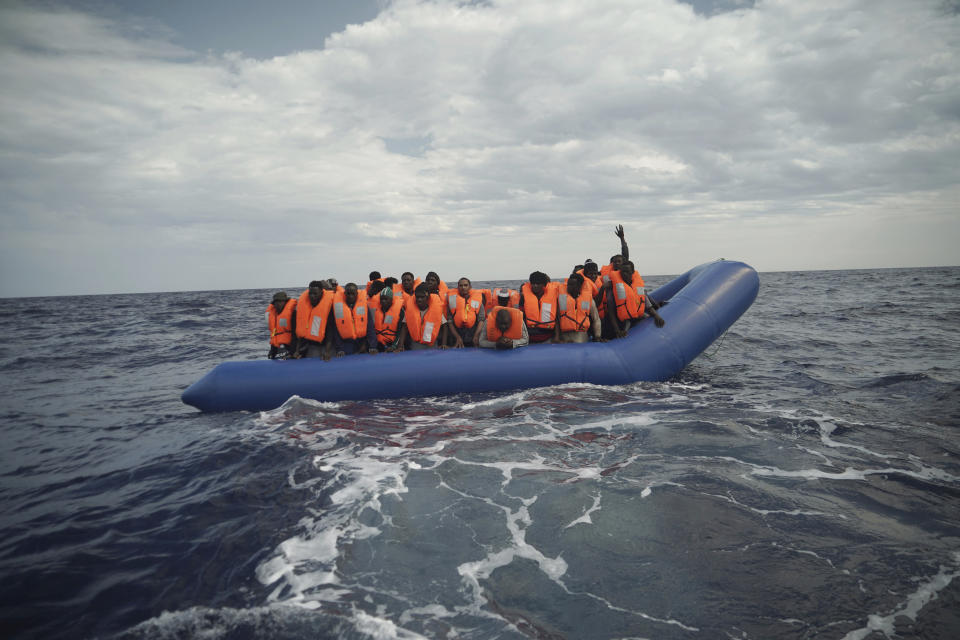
[182,260,759,412]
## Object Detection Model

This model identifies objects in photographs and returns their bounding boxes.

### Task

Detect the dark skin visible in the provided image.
[555,278,606,342]
[446,278,475,349]
[401,273,416,295]
[494,309,516,349]
[295,286,333,360]
[609,262,665,337]
[425,273,440,294]
[336,284,370,357]
[370,293,398,355]
[394,290,450,351]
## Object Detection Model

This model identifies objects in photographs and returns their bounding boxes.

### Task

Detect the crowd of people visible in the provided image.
[266,225,665,360]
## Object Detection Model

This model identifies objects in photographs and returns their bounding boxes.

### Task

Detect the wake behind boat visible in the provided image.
[181,259,759,412]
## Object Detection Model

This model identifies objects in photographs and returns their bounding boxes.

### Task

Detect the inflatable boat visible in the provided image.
[182,260,759,412]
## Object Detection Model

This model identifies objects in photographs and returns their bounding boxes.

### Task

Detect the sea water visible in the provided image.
[0,267,958,639]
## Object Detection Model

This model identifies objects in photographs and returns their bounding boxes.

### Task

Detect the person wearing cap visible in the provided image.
[476,306,529,349]
[266,291,298,359]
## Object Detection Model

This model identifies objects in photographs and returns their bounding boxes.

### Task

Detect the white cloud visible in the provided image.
[0,0,958,296]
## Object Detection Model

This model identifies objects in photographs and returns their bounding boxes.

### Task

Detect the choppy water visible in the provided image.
[1,267,959,640]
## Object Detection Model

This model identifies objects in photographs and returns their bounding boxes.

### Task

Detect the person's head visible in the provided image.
[379,287,394,312]
[308,284,323,306]
[413,283,431,310]
[368,280,386,297]
[566,273,584,298]
[583,260,599,279]
[610,255,624,270]
[327,278,339,288]
[425,271,440,292]
[271,291,289,313]
[573,264,584,273]
[495,308,513,333]
[383,276,399,288]
[457,277,471,297]
[368,270,381,281]
[529,271,549,296]
[619,260,635,281]
[401,272,416,292]
[344,283,359,306]
[497,289,511,306]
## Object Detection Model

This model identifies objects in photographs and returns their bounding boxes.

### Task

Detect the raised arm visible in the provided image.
[615,224,629,260]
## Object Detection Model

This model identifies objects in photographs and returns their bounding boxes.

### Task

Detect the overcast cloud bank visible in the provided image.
[1,0,958,296]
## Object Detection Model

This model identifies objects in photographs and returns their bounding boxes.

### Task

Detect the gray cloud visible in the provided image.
[1,0,958,296]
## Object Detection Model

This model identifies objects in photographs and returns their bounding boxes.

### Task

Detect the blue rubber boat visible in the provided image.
[182,259,759,412]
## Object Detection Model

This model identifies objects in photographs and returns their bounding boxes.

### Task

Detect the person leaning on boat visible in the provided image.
[555,273,604,343]
[266,291,298,359]
[395,283,451,351]
[476,304,529,349]
[294,281,335,359]
[606,260,665,337]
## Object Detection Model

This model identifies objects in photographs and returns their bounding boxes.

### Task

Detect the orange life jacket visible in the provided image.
[521,282,559,331]
[610,270,646,322]
[404,294,444,346]
[396,278,422,304]
[486,288,520,312]
[573,270,603,298]
[485,306,525,341]
[373,296,404,346]
[267,299,297,346]
[447,290,484,329]
[557,285,594,333]
[332,290,368,340]
[296,289,333,342]
[365,278,383,296]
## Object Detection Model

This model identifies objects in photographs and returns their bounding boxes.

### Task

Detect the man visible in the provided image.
[447,277,486,347]
[600,224,630,278]
[424,271,449,302]
[366,271,383,297]
[331,283,370,356]
[398,272,421,303]
[476,306,529,349]
[295,281,334,359]
[555,273,604,343]
[266,291,297,359]
[485,287,520,312]
[395,283,450,351]
[520,271,559,343]
[370,287,405,353]
[607,260,665,338]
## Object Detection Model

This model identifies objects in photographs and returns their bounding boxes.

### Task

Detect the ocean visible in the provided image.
[1,266,958,640]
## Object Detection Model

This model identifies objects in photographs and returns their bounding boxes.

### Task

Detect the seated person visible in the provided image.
[398,272,420,302]
[447,277,486,347]
[485,287,520,312]
[331,283,370,356]
[555,273,604,344]
[476,306,529,349]
[520,271,559,343]
[395,283,450,351]
[607,260,666,338]
[294,281,334,359]
[424,271,449,302]
[266,291,297,359]
[365,271,383,296]
[370,287,405,353]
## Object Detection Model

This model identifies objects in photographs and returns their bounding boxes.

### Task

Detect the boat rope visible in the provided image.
[702,329,729,358]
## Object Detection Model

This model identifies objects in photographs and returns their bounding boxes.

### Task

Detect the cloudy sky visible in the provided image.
[1,0,958,296]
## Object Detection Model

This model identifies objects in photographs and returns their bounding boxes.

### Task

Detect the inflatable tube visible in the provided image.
[182,260,759,412]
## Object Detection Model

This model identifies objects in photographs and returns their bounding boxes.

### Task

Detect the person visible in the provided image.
[366,271,383,297]
[266,291,297,359]
[607,260,665,338]
[395,283,450,351]
[447,277,486,347]
[295,281,334,359]
[371,287,405,352]
[520,271,559,343]
[424,271,449,303]
[555,273,604,343]
[476,306,529,349]
[600,224,630,279]
[485,287,520,312]
[331,283,370,356]
[398,272,421,303]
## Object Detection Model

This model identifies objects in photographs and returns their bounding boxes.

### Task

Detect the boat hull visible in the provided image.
[181,260,759,412]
